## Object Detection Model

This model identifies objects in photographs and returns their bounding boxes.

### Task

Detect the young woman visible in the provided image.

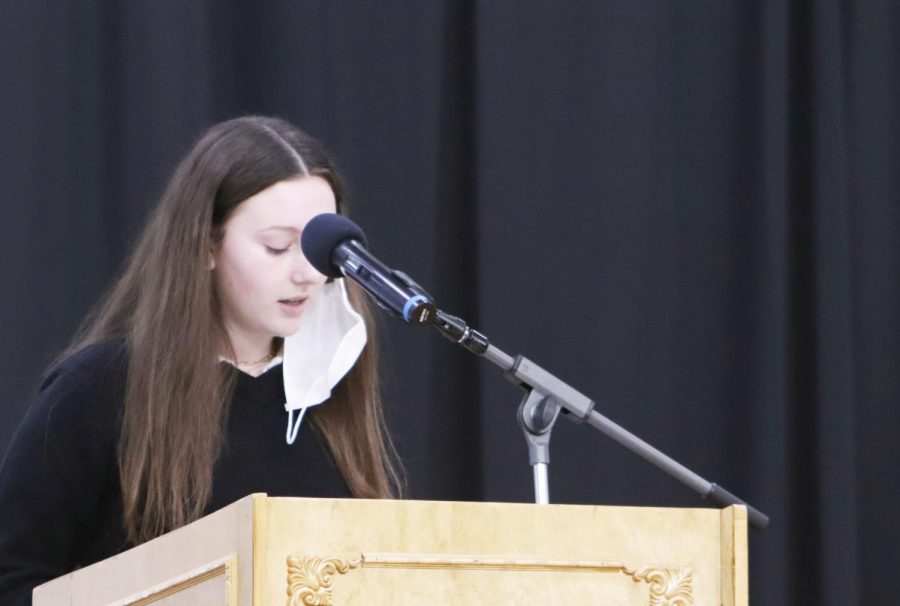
[0,116,401,603]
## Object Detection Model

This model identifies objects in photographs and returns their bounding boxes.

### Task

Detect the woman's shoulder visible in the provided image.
[33,341,130,422]
[1,342,126,504]
[43,341,128,390]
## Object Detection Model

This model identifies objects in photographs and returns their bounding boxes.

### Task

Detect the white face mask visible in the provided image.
[282,279,367,444]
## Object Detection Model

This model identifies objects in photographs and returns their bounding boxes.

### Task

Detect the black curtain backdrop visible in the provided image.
[1,2,898,604]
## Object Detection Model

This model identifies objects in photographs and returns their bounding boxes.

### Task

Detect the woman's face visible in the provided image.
[213,176,337,355]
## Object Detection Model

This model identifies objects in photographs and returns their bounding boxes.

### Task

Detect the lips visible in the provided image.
[278,296,308,318]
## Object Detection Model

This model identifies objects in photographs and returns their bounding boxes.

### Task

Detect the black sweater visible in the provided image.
[0,343,352,604]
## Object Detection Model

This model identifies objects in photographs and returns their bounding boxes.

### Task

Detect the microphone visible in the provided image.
[301,214,436,325]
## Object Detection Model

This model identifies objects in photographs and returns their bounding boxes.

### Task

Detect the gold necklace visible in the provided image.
[236,351,276,368]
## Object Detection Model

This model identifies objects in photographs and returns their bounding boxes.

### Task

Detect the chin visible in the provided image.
[274,319,305,338]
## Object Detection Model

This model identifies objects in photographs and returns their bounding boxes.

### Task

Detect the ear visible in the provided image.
[208,249,216,270]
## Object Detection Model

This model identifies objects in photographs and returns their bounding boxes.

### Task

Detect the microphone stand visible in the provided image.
[431,309,770,530]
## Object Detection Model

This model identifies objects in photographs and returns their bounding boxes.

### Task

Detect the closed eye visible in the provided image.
[265,245,289,255]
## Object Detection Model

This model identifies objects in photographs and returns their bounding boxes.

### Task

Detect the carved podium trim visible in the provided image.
[623,565,694,606]
[286,553,692,606]
[286,557,362,606]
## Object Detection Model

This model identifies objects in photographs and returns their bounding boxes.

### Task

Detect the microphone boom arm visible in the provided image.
[431,310,770,530]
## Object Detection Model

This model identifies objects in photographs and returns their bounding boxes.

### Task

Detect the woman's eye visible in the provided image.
[265,245,289,255]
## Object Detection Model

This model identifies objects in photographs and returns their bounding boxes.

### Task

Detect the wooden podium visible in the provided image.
[34,495,748,605]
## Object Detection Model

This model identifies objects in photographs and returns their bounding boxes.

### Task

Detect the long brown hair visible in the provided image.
[63,116,401,544]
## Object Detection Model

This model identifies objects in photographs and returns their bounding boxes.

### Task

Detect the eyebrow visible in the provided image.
[258,226,301,234]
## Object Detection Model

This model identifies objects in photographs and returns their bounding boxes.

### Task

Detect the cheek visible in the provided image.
[217,250,270,302]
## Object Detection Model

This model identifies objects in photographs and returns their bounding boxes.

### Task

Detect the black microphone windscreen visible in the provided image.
[301,213,368,278]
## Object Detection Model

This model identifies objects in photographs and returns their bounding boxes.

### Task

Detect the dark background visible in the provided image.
[1,2,898,604]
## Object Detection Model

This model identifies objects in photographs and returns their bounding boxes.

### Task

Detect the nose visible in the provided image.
[290,246,324,284]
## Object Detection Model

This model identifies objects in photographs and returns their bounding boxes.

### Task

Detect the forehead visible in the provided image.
[227,176,337,231]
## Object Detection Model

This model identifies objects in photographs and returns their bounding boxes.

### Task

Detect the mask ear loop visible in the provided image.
[285,405,309,445]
